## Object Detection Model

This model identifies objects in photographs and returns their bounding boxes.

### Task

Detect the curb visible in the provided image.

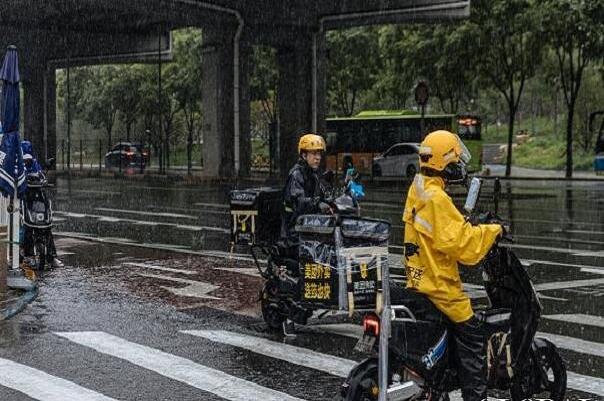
[0,286,39,321]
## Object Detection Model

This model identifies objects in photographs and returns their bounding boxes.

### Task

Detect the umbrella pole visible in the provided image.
[8,195,12,269]
[11,194,18,270]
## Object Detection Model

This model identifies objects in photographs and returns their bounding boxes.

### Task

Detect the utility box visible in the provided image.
[229,187,282,247]
[296,214,390,313]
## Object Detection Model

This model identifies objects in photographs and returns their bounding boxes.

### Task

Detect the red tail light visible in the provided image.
[126,151,134,157]
[363,314,380,336]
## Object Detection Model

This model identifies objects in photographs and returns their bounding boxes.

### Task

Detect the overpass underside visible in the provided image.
[0,0,470,178]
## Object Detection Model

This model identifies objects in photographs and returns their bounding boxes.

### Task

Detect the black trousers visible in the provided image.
[23,227,57,258]
[450,316,488,401]
[389,284,487,401]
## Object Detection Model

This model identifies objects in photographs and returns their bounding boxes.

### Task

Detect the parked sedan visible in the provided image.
[104,142,146,170]
[372,142,420,178]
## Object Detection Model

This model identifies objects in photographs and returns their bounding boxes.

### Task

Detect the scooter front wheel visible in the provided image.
[34,240,46,271]
[511,338,566,401]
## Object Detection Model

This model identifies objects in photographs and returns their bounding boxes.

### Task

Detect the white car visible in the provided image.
[372,143,420,178]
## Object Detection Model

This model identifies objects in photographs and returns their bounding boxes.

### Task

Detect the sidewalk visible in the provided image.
[482,164,603,180]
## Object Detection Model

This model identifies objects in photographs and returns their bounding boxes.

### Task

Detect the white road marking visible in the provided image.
[122,262,195,275]
[310,323,604,395]
[98,217,121,223]
[543,314,604,328]
[574,250,604,257]
[522,259,604,270]
[567,371,604,396]
[55,331,306,401]
[502,243,604,257]
[55,211,229,234]
[182,330,355,377]
[513,234,604,246]
[552,228,604,235]
[213,267,260,277]
[135,273,220,299]
[95,207,197,220]
[54,232,228,259]
[581,268,604,275]
[0,357,119,401]
[535,332,604,358]
[534,278,604,292]
[194,202,229,209]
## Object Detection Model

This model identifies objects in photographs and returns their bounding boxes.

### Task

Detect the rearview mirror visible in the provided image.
[463,177,482,214]
[45,158,56,170]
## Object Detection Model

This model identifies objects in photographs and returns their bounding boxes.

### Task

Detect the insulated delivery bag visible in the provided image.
[295,214,390,313]
[229,187,282,246]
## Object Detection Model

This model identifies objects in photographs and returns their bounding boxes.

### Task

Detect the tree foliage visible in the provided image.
[542,0,604,177]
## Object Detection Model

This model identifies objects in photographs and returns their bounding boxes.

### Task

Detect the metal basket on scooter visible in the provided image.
[295,214,390,312]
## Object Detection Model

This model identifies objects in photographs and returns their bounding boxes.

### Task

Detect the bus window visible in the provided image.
[383,121,399,151]
[325,131,337,150]
[340,121,355,152]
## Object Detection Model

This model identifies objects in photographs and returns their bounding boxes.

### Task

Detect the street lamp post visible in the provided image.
[414,81,429,140]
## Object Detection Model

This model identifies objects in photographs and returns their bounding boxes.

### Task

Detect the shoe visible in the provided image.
[52,258,64,268]
[282,319,296,337]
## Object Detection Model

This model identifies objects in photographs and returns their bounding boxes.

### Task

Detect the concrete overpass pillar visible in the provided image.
[201,27,251,178]
[276,29,326,176]
[23,66,55,165]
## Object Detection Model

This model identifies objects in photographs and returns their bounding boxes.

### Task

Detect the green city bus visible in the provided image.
[325,110,482,176]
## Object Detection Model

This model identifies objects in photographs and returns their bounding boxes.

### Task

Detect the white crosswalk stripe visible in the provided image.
[309,323,604,396]
[535,332,604,358]
[543,313,604,328]
[0,357,119,401]
[182,329,355,377]
[55,331,306,401]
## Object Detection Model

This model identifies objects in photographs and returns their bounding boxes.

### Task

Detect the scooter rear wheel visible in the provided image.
[261,298,285,331]
[342,361,380,401]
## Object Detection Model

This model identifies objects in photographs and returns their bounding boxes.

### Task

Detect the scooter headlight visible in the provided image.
[36,213,45,222]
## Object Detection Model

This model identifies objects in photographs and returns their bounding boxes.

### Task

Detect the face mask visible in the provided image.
[443,161,467,185]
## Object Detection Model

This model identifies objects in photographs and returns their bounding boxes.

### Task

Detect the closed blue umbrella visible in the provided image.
[0,45,26,197]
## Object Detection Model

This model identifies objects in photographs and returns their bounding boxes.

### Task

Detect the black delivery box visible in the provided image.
[229,187,282,246]
[296,214,390,312]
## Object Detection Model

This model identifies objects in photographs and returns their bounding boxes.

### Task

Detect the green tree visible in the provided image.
[469,0,543,176]
[81,66,121,148]
[114,65,146,142]
[543,0,604,177]
[170,29,203,172]
[327,28,380,116]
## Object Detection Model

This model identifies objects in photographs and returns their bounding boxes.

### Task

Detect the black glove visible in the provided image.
[478,212,510,240]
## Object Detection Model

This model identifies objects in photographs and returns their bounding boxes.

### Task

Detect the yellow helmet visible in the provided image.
[298,133,326,154]
[418,130,471,171]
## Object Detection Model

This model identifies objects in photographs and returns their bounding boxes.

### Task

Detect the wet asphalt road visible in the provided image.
[0,175,602,401]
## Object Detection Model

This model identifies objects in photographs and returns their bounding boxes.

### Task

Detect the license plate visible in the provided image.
[354,333,376,353]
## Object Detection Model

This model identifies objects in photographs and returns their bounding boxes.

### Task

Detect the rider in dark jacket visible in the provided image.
[281,132,331,247]
[280,132,331,336]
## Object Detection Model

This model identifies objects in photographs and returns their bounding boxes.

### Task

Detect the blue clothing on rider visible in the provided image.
[21,140,42,174]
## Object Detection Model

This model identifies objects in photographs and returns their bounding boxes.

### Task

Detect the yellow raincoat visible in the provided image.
[402,174,502,323]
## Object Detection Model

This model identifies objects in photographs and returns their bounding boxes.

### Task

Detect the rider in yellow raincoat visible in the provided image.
[402,130,503,401]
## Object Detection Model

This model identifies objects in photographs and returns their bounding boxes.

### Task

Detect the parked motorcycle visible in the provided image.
[21,171,54,271]
[341,178,567,401]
